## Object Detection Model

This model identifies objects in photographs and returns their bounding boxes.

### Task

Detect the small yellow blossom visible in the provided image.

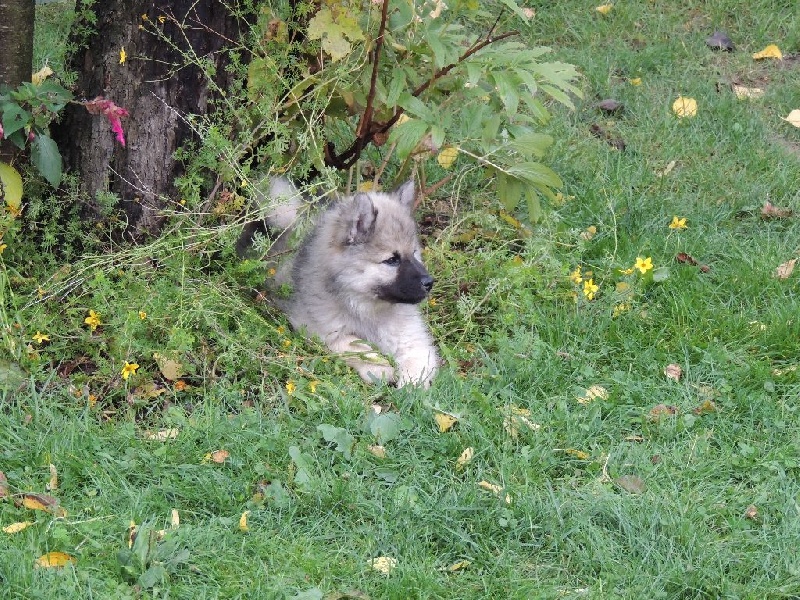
[583,278,599,300]
[276,325,286,335]
[669,216,687,229]
[428,297,437,307]
[309,381,319,394]
[612,303,629,317]
[634,256,653,274]
[119,47,126,65]
[281,339,292,348]
[595,3,613,15]
[619,267,634,275]
[0,243,7,254]
[121,361,139,380]
[268,268,277,277]
[32,331,50,344]
[84,309,102,331]
[569,267,583,285]
[158,15,166,24]
[141,13,149,20]
[285,380,296,395]
[629,77,642,86]
[138,311,147,320]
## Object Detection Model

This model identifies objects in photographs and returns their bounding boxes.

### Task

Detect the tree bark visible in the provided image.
[53,1,253,239]
[0,0,35,163]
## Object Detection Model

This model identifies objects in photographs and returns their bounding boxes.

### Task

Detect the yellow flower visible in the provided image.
[84,310,102,331]
[281,339,292,348]
[669,216,687,229]
[634,256,653,274]
[569,267,583,285]
[629,77,642,86]
[309,381,319,394]
[138,311,147,320]
[121,361,139,381]
[619,267,634,275]
[32,331,50,344]
[612,303,629,317]
[119,47,126,65]
[0,243,7,254]
[285,380,296,395]
[595,3,613,15]
[583,278,599,300]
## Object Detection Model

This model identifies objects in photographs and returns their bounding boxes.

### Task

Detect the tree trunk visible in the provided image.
[53,1,253,239]
[0,0,35,162]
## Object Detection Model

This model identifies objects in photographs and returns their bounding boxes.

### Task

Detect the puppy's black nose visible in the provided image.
[421,276,434,292]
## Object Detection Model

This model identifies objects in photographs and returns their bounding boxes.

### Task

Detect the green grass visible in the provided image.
[2,1,800,598]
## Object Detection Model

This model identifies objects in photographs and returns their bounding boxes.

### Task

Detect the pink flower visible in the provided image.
[83,96,130,147]
[0,123,4,140]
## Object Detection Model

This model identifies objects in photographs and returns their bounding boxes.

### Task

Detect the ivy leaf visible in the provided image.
[30,134,62,187]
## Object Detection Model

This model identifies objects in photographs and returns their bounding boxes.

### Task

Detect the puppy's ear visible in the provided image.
[393,179,417,210]
[347,193,378,244]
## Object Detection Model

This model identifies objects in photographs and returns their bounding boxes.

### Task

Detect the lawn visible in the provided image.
[2,1,800,598]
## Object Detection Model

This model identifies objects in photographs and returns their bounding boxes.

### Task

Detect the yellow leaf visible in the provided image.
[565,448,590,460]
[434,411,458,433]
[143,428,179,441]
[629,77,642,86]
[127,521,137,548]
[21,493,66,516]
[443,559,471,572]
[48,464,58,491]
[783,109,800,128]
[595,3,613,15]
[119,47,127,65]
[774,258,797,280]
[3,521,33,534]
[732,85,764,100]
[239,510,250,532]
[370,556,397,574]
[31,66,54,85]
[580,225,597,240]
[437,146,459,169]
[576,384,609,404]
[672,96,697,118]
[35,551,76,568]
[456,447,474,470]
[752,44,782,60]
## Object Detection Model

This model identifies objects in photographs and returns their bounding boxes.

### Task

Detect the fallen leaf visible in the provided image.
[211,449,230,464]
[783,109,800,128]
[127,520,137,548]
[367,445,386,459]
[442,560,471,572]
[744,504,759,520]
[615,475,646,494]
[705,31,734,51]
[595,3,613,15]
[437,146,459,169]
[153,353,185,381]
[672,96,698,118]
[31,65,54,85]
[629,77,642,86]
[649,404,678,420]
[239,510,250,532]
[693,399,717,415]
[576,384,609,404]
[761,201,793,219]
[676,252,698,266]
[597,99,624,113]
[477,480,503,495]
[456,447,474,470]
[656,160,677,177]
[732,84,765,100]
[0,471,8,498]
[434,411,458,433]
[624,435,645,442]
[19,493,67,517]
[3,521,33,534]
[774,258,797,280]
[589,123,626,150]
[370,556,397,575]
[664,363,682,382]
[565,448,590,460]
[35,551,76,568]
[143,428,179,441]
[580,225,597,240]
[47,464,58,491]
[752,44,782,60]
[171,509,180,529]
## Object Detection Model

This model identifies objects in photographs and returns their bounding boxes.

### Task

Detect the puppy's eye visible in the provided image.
[382,253,401,266]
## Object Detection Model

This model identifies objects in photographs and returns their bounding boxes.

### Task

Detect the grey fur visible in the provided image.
[261,177,438,387]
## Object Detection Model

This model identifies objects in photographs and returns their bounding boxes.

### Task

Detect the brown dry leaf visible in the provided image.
[477,480,512,503]
[367,445,386,459]
[3,521,33,534]
[761,201,793,219]
[127,521,137,548]
[744,505,759,520]
[456,447,474,470]
[597,99,624,113]
[19,493,67,517]
[649,404,678,420]
[615,475,646,494]
[370,556,397,575]
[153,353,186,381]
[693,399,717,415]
[143,428,179,441]
[35,551,76,568]
[0,471,8,498]
[434,411,458,433]
[589,123,626,151]
[774,258,797,280]
[732,85,765,100]
[676,252,698,266]
[211,449,230,464]
[47,464,58,491]
[664,363,683,382]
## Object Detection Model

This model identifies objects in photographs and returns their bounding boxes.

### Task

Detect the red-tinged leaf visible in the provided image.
[761,201,793,219]
[676,252,698,265]
[17,493,67,517]
[649,404,678,420]
[597,99,624,113]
